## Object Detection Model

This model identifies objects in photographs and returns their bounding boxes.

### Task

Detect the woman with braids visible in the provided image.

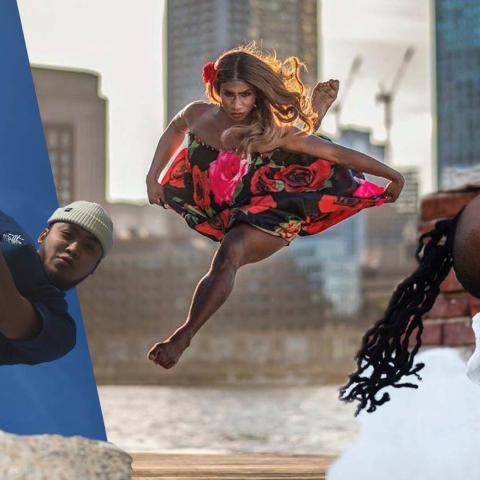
[146,44,404,369]
[339,195,480,416]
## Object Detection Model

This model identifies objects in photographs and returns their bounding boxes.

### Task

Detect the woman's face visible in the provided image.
[219,80,257,123]
[37,222,102,290]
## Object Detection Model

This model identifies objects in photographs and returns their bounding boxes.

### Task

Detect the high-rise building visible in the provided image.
[33,65,334,383]
[335,128,419,316]
[32,66,169,237]
[435,0,480,188]
[288,128,378,316]
[289,126,420,317]
[166,0,318,120]
[290,216,365,316]
[328,128,419,214]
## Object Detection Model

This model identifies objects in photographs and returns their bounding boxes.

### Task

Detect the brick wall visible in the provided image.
[418,189,480,346]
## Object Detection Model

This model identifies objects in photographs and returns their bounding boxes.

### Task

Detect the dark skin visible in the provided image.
[453,195,480,298]
[0,222,102,341]
[37,222,103,291]
[311,79,340,131]
[146,80,405,369]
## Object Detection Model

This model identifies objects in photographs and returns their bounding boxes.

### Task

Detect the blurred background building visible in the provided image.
[166,0,318,120]
[435,0,480,189]
[30,0,427,384]
[32,67,107,206]
[32,58,337,384]
[291,126,418,319]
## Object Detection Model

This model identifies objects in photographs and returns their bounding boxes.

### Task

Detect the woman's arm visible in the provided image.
[146,107,189,205]
[279,128,405,201]
[146,101,209,205]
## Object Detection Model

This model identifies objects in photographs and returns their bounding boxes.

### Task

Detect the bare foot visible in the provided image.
[148,330,191,369]
[311,79,339,130]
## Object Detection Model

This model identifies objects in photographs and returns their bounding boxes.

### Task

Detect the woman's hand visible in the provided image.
[382,174,405,203]
[147,175,167,207]
[146,103,199,207]
[148,339,181,369]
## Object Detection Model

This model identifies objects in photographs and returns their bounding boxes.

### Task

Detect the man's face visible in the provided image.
[37,222,103,290]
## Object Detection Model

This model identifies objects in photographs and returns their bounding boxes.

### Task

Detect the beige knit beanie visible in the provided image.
[48,201,114,256]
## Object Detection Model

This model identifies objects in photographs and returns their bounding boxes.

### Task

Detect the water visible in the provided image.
[98,385,359,455]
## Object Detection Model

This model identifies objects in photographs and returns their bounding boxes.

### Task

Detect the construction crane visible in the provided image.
[375,46,415,164]
[332,55,362,133]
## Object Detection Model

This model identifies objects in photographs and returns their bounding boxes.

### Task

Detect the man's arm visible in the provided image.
[0,251,41,340]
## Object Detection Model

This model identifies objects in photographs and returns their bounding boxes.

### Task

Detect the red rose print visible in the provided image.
[302,209,356,235]
[302,215,327,235]
[274,159,332,193]
[161,147,190,188]
[318,194,361,213]
[195,221,223,241]
[208,150,250,205]
[318,195,338,213]
[192,165,211,210]
[352,179,386,206]
[210,209,232,231]
[243,195,277,214]
[251,165,284,194]
[195,209,232,242]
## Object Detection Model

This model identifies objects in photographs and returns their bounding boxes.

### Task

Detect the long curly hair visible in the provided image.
[205,44,317,154]
[339,201,480,416]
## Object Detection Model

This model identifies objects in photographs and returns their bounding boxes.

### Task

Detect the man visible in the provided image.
[0,201,113,365]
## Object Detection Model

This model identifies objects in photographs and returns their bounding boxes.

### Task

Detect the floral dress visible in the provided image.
[160,132,386,243]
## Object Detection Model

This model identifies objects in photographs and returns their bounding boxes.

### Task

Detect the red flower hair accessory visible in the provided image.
[202,61,217,84]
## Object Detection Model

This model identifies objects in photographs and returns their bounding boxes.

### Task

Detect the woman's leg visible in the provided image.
[148,223,287,368]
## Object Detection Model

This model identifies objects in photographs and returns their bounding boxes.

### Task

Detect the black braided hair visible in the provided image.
[339,210,464,416]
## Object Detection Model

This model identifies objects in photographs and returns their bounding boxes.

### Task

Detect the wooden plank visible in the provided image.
[131,453,335,480]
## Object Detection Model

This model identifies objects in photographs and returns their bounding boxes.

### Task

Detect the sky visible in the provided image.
[17,0,165,203]
[321,0,433,193]
[17,0,434,201]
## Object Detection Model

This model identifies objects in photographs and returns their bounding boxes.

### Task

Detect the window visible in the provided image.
[44,123,74,205]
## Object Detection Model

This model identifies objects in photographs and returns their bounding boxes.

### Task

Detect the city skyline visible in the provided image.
[24,1,426,384]
[19,0,433,201]
[166,0,317,120]
[321,0,432,194]
[435,0,480,188]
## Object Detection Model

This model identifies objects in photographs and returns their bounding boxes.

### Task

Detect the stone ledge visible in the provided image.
[0,431,132,480]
